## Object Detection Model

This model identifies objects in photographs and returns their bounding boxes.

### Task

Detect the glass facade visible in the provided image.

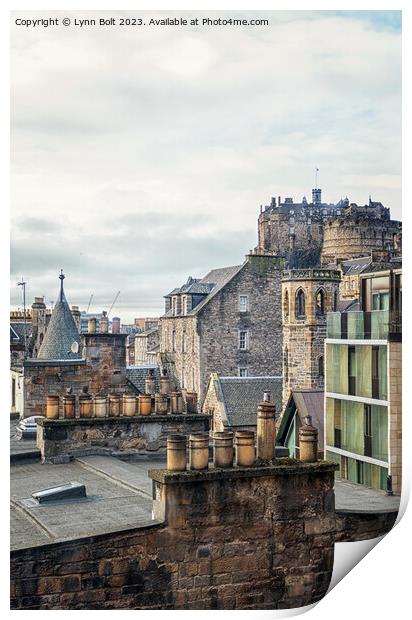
[325,343,387,400]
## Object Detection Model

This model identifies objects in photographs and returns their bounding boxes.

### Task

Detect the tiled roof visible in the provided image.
[163,263,244,317]
[126,365,161,394]
[340,256,372,275]
[188,264,244,315]
[37,275,82,361]
[10,322,32,343]
[214,376,283,428]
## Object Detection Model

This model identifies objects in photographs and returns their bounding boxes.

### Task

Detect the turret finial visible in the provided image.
[59,269,65,301]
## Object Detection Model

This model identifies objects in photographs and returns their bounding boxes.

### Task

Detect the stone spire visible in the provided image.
[37,270,82,361]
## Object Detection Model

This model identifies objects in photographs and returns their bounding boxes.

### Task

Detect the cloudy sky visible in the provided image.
[10,10,401,322]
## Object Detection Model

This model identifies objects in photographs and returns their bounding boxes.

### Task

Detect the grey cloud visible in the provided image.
[10,11,401,321]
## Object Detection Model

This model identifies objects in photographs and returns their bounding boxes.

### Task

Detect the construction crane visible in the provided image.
[108,291,120,317]
[86,294,93,313]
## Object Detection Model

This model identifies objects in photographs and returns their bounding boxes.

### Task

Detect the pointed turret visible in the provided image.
[37,270,82,361]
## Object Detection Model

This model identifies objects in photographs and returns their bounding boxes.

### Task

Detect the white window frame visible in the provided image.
[239,295,249,313]
[238,330,248,350]
[238,367,248,377]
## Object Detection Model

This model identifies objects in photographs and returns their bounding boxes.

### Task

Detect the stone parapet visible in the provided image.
[36,415,211,462]
[282,269,341,282]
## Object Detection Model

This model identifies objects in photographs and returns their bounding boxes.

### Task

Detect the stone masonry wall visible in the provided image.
[202,375,225,432]
[387,341,402,494]
[321,218,402,265]
[282,274,340,407]
[36,415,211,462]
[160,256,284,403]
[159,316,200,396]
[198,256,283,402]
[23,361,133,419]
[11,461,339,610]
[22,334,131,419]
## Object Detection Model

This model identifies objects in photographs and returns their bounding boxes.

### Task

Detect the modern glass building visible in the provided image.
[324,265,402,493]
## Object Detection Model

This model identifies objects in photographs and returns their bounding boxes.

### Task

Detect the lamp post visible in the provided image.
[17,278,27,360]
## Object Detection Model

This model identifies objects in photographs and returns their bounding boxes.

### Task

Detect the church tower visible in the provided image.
[281,268,341,408]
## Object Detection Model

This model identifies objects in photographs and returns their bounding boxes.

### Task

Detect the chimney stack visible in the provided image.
[299,415,318,463]
[112,316,121,334]
[256,392,276,460]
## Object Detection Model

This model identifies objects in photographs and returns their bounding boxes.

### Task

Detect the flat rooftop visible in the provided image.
[10,455,161,551]
[10,423,400,551]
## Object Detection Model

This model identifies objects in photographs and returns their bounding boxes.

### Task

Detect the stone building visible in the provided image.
[256,188,401,267]
[324,264,402,493]
[281,268,341,408]
[160,254,285,402]
[202,374,282,432]
[134,325,160,365]
[14,272,133,418]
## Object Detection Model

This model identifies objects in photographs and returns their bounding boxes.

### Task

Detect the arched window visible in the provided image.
[295,289,306,319]
[283,290,289,320]
[318,355,324,378]
[316,289,325,316]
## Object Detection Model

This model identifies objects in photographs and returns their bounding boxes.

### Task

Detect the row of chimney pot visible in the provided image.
[87,316,121,334]
[167,396,319,470]
[45,390,198,419]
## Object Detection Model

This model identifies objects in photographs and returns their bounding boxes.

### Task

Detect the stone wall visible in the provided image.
[282,271,340,407]
[21,334,131,419]
[321,217,402,265]
[198,256,283,402]
[387,341,402,494]
[11,461,340,610]
[257,209,324,258]
[160,255,284,403]
[334,511,397,543]
[37,415,211,462]
[202,375,225,432]
[159,316,200,395]
[82,334,127,394]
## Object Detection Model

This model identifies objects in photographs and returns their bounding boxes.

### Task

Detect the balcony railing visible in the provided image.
[327,310,402,341]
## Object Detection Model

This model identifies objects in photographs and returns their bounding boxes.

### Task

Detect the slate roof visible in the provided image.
[126,365,161,394]
[163,264,244,317]
[211,375,283,428]
[37,274,82,361]
[277,390,325,451]
[10,322,32,344]
[340,256,372,275]
[188,264,244,315]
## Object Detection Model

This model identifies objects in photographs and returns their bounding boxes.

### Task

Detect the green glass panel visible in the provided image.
[286,416,296,457]
[327,312,341,338]
[371,310,389,339]
[371,405,388,461]
[325,398,335,446]
[380,467,388,491]
[342,400,363,455]
[356,346,372,398]
[364,462,372,487]
[378,346,388,400]
[348,312,364,339]
[347,457,357,483]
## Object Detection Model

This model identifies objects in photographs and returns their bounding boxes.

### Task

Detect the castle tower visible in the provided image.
[281,268,341,408]
[312,187,322,205]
